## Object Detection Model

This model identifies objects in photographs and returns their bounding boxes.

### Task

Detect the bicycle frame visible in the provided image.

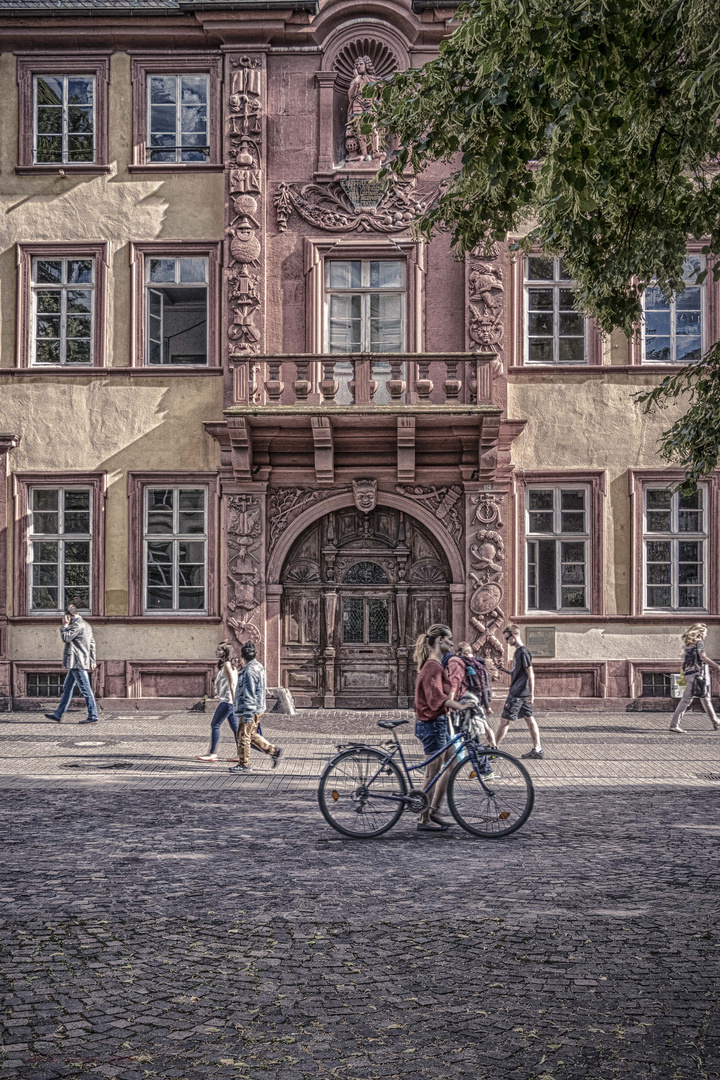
[340,727,487,806]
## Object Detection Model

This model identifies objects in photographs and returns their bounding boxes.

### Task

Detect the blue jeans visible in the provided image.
[55,668,98,721]
[209,701,239,754]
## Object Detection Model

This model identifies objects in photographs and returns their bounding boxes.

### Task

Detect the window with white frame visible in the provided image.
[524,256,586,365]
[145,257,208,365]
[643,486,706,610]
[34,74,95,164]
[31,257,94,365]
[642,255,705,365]
[526,487,589,611]
[325,260,406,353]
[29,488,92,612]
[146,74,210,163]
[144,487,207,612]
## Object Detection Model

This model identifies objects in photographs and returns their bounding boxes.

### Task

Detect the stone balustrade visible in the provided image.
[231,353,497,407]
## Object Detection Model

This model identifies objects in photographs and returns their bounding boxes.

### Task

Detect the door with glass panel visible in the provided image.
[325,259,406,403]
[337,561,396,707]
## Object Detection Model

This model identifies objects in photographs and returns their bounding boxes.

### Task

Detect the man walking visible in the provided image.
[229,642,282,774]
[44,603,99,725]
[495,624,544,760]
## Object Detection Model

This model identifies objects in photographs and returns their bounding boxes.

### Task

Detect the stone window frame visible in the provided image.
[16,53,111,175]
[16,241,109,369]
[305,236,425,355]
[508,246,603,369]
[127,471,220,618]
[628,468,720,617]
[513,470,607,618]
[12,471,107,618]
[129,53,224,173]
[129,240,222,368]
[524,482,592,614]
[12,660,105,704]
[626,241,720,365]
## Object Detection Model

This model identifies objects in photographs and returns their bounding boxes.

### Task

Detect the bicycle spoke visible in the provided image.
[448,749,534,839]
[318,748,406,839]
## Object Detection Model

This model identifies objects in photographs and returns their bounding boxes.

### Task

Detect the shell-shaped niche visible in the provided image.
[333,37,400,93]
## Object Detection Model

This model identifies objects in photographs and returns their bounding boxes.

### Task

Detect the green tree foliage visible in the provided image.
[369,0,720,481]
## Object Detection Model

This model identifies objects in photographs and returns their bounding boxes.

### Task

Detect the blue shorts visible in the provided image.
[415,716,450,757]
[501,694,533,722]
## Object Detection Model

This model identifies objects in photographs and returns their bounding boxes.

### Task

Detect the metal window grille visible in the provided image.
[641,673,672,698]
[26,672,66,697]
[524,256,586,365]
[342,597,390,644]
[144,486,207,613]
[147,74,210,163]
[642,255,705,365]
[526,486,589,612]
[31,257,94,366]
[643,486,706,611]
[34,74,95,164]
[29,487,92,613]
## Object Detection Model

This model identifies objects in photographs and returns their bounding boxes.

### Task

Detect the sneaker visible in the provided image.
[44,713,62,722]
[271,746,283,769]
[78,718,99,725]
[228,764,251,773]
[197,755,218,762]
[480,770,495,781]
[669,727,686,734]
[522,748,544,760]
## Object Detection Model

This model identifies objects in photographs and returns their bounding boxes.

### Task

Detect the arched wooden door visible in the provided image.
[280,507,451,708]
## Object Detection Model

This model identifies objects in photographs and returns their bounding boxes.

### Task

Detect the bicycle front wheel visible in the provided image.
[318,747,406,839]
[447,747,534,838]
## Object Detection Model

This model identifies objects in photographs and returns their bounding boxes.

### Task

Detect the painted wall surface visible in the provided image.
[9,622,222,663]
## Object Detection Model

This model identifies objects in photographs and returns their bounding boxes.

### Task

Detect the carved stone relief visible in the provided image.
[226,55,265,358]
[467,242,505,377]
[396,484,464,547]
[275,179,439,233]
[268,487,332,552]
[467,492,506,673]
[353,479,378,514]
[225,493,264,650]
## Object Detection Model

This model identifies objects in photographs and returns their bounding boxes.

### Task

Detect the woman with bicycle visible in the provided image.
[669,623,720,734]
[413,624,474,832]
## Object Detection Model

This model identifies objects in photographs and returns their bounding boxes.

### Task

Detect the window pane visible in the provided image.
[36,315,61,339]
[528,312,553,335]
[67,587,90,610]
[178,563,204,587]
[645,338,672,363]
[150,104,177,133]
[560,512,585,533]
[149,259,176,283]
[67,77,93,105]
[561,541,585,564]
[33,541,58,563]
[181,105,206,133]
[68,260,93,284]
[645,310,671,337]
[678,510,702,533]
[36,75,63,105]
[147,587,173,610]
[559,312,584,335]
[529,491,554,510]
[561,491,584,510]
[65,540,90,562]
[369,293,403,352]
[178,589,205,610]
[67,136,94,162]
[32,587,58,610]
[64,563,89,587]
[35,260,63,284]
[328,294,362,352]
[149,75,177,103]
[328,262,361,289]
[559,338,585,364]
[647,490,672,509]
[68,106,93,134]
[33,563,58,586]
[33,489,59,511]
[646,540,672,562]
[342,597,364,643]
[178,489,204,510]
[37,291,61,312]
[36,135,63,163]
[676,337,702,363]
[178,541,205,565]
[67,289,92,313]
[526,256,554,280]
[181,75,207,103]
[561,587,586,608]
[178,513,205,535]
[368,598,389,643]
[64,513,90,534]
[527,339,554,364]
[679,586,703,608]
[33,512,59,534]
[178,258,207,283]
[527,288,553,311]
[537,538,557,610]
[369,261,404,288]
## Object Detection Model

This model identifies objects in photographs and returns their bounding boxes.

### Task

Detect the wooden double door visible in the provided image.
[280,507,451,708]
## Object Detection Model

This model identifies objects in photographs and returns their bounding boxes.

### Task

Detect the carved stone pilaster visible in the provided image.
[225,52,266,366]
[223,489,267,662]
[0,435,21,709]
[465,485,509,678]
[466,242,507,410]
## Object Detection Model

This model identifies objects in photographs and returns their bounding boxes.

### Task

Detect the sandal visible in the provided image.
[417,822,449,832]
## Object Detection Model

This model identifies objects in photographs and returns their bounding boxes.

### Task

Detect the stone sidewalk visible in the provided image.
[1,708,719,1079]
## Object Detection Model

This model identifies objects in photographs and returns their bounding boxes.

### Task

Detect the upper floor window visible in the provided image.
[145,257,208,365]
[29,487,92,613]
[34,74,95,164]
[644,486,706,610]
[147,74,209,164]
[526,486,589,611]
[642,255,704,365]
[144,487,207,613]
[325,260,406,353]
[524,256,586,365]
[31,257,94,366]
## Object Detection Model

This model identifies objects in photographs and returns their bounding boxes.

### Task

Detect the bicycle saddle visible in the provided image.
[377,719,409,729]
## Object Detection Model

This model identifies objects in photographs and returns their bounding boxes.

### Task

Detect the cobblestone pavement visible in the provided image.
[1,707,719,1079]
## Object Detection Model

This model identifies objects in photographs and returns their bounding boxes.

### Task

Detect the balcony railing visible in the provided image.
[231,353,498,407]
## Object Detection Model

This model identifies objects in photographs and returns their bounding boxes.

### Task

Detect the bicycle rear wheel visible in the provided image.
[318,747,406,838]
[447,747,534,838]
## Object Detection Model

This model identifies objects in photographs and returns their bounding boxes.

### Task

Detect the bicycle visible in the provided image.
[317,718,535,840]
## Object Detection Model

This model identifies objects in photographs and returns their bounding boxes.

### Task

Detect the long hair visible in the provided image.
[413,623,451,671]
[682,623,707,647]
[216,641,235,671]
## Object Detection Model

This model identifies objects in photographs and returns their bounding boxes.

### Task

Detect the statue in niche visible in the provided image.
[345,56,385,164]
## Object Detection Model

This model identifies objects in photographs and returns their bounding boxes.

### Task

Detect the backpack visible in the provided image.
[460,656,492,709]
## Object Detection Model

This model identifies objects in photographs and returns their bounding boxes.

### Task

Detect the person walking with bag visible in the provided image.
[44,603,99,725]
[669,623,720,733]
[197,642,239,762]
[228,642,283,774]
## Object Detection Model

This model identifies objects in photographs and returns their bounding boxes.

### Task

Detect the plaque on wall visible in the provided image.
[339,178,387,210]
[525,626,556,658]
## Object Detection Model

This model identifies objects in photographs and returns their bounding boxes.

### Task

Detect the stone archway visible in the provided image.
[279,504,453,708]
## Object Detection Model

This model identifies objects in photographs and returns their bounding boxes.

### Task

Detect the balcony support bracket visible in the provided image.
[311,415,334,485]
[397,416,416,483]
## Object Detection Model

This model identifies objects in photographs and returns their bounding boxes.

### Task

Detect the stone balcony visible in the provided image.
[206,352,505,485]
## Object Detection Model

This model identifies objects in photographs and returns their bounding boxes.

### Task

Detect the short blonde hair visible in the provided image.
[456,642,472,655]
[682,623,707,647]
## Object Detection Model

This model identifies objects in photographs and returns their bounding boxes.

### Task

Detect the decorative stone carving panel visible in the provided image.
[396,484,464,547]
[466,242,506,381]
[225,492,265,653]
[275,180,439,233]
[467,491,507,674]
[268,487,336,552]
